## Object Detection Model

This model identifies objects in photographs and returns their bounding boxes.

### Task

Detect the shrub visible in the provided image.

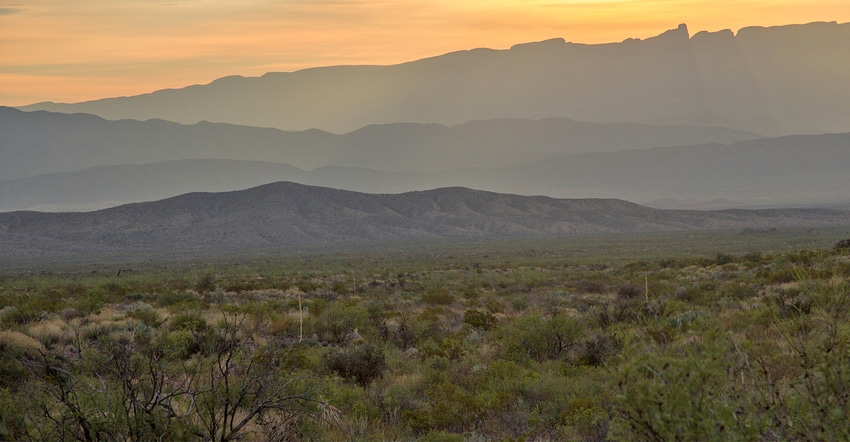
[73,287,107,314]
[0,306,40,327]
[169,312,208,333]
[617,283,643,300]
[577,333,620,367]
[195,273,216,294]
[714,252,735,265]
[463,309,497,331]
[576,279,607,294]
[317,302,368,344]
[501,312,583,363]
[324,342,387,387]
[422,289,455,306]
[126,302,162,327]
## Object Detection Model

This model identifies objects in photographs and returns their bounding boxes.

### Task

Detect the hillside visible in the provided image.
[2,182,848,261]
[20,22,850,135]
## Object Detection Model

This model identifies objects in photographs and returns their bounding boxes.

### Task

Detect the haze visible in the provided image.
[3,0,850,106]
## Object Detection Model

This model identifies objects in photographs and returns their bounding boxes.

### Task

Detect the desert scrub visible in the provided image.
[1,236,850,439]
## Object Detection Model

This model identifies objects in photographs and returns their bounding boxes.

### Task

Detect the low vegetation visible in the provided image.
[1,230,850,440]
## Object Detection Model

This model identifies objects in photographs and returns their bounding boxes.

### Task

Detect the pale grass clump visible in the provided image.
[0,330,44,353]
[67,305,125,328]
[202,308,233,326]
[93,318,134,331]
[74,314,135,339]
[27,317,69,344]
[777,281,802,291]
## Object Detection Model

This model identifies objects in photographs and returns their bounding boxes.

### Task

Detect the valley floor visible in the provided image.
[2,228,850,440]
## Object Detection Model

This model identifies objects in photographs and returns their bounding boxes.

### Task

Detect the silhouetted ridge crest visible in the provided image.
[19,22,850,135]
[2,182,848,260]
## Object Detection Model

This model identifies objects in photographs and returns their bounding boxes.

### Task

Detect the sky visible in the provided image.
[2,0,850,106]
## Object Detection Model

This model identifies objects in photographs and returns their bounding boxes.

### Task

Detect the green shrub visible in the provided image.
[194,273,216,294]
[501,312,583,363]
[422,288,455,306]
[576,333,620,367]
[156,290,201,308]
[126,302,162,327]
[317,302,368,344]
[612,338,770,441]
[169,311,208,333]
[73,287,107,314]
[323,342,387,387]
[463,309,497,331]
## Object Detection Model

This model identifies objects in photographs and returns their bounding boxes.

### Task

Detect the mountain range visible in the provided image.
[19,22,850,136]
[2,111,849,211]
[4,21,850,222]
[3,182,849,263]
[0,106,758,180]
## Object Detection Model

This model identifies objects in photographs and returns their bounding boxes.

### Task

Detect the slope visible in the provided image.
[2,182,848,261]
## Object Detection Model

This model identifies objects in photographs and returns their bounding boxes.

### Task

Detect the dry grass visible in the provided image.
[0,330,44,353]
[27,317,68,344]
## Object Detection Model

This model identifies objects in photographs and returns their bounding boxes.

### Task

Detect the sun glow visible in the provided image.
[1,0,850,105]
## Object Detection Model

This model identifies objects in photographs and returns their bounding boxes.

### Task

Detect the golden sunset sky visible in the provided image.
[2,0,849,106]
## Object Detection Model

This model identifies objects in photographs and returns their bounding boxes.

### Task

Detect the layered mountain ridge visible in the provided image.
[2,104,848,211]
[20,22,850,135]
[0,106,757,181]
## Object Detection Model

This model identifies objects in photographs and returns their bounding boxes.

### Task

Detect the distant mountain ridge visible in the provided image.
[19,22,850,135]
[4,131,850,212]
[0,106,759,180]
[2,182,849,262]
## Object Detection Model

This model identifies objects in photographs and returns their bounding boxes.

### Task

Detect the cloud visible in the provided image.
[0,7,21,15]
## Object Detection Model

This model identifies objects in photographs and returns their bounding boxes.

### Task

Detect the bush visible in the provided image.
[576,279,607,294]
[577,333,620,367]
[324,342,387,387]
[501,312,583,363]
[317,302,368,344]
[126,302,162,327]
[195,273,216,294]
[463,309,497,331]
[156,290,201,308]
[714,252,735,265]
[73,287,107,314]
[422,289,455,306]
[617,283,643,300]
[169,312,208,333]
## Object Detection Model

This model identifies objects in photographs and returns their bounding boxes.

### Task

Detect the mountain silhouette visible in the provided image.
[20,22,850,135]
[3,130,850,212]
[0,106,757,181]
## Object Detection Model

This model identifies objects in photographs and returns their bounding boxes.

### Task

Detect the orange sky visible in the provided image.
[2,0,850,106]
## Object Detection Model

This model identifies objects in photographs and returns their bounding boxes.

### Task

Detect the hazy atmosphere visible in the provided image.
[2,0,850,106]
[5,2,850,441]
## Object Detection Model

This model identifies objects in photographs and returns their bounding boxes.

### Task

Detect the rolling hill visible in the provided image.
[2,182,849,262]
